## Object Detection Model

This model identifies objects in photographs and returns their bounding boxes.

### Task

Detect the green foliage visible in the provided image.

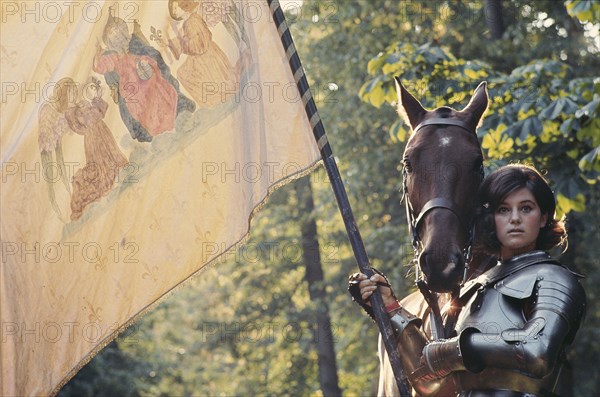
[360,41,494,144]
[360,47,599,217]
[58,342,151,397]
[566,0,600,22]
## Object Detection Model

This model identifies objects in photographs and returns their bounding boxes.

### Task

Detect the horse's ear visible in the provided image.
[461,81,489,129]
[395,77,426,131]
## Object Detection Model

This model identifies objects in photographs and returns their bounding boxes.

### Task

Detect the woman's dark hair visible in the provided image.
[475,164,566,256]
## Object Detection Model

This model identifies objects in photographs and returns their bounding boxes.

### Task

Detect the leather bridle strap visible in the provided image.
[408,194,477,276]
[404,116,479,254]
[404,117,480,339]
[413,118,474,134]
[417,280,445,340]
[414,197,461,230]
[404,182,465,249]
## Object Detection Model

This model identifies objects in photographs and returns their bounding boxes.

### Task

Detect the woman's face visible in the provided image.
[494,187,548,260]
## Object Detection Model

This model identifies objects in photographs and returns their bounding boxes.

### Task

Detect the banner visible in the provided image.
[0,1,320,395]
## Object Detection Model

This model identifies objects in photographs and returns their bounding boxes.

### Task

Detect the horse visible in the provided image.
[377,79,493,396]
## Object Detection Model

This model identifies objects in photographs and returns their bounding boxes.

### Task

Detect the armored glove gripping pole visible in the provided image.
[267,1,410,395]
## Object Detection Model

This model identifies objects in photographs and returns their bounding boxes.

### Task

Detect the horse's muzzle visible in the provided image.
[419,249,465,293]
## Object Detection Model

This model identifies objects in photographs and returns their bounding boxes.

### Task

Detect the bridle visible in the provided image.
[403,117,483,283]
[402,117,484,337]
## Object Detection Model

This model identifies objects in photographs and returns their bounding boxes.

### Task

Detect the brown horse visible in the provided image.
[377,80,492,396]
[397,78,488,293]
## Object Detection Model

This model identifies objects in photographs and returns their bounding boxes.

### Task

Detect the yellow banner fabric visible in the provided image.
[1,1,320,395]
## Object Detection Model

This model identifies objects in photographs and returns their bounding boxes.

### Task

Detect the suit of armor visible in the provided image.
[389,251,586,397]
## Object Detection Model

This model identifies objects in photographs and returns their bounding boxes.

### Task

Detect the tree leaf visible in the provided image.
[579,146,600,172]
[575,96,600,118]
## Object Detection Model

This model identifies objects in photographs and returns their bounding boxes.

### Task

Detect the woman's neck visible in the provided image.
[500,243,537,261]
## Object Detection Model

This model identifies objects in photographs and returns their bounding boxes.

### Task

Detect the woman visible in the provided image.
[353,164,586,397]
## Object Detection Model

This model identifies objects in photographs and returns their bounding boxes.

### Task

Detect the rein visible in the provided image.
[402,117,483,338]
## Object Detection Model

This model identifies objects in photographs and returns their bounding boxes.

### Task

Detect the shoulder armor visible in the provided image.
[534,262,585,282]
[495,273,537,299]
[491,259,558,300]
[529,264,586,341]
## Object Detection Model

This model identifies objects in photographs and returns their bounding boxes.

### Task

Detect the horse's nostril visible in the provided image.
[442,261,459,280]
[450,252,464,268]
[419,248,465,292]
[445,252,464,275]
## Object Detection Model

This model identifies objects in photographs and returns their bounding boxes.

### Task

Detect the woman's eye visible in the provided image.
[497,207,509,214]
[521,205,532,213]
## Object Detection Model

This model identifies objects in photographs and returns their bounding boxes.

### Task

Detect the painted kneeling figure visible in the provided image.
[353,164,586,397]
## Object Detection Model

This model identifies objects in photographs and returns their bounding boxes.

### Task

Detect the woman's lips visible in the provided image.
[508,229,524,234]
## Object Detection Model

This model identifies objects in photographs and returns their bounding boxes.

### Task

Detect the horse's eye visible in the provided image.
[403,160,413,173]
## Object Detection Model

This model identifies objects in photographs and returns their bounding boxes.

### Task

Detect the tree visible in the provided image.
[485,0,505,39]
[294,177,342,396]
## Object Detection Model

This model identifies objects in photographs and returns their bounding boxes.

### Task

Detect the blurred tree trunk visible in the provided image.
[485,0,505,39]
[295,176,342,397]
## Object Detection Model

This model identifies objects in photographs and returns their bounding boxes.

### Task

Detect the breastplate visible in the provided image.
[455,280,526,335]
[449,256,572,396]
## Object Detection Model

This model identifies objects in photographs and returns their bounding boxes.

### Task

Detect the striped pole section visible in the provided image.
[267,1,411,395]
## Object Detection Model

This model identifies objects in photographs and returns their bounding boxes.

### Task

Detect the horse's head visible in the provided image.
[396,78,488,293]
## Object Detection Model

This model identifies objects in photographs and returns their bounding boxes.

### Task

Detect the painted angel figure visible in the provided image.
[65,78,128,221]
[37,77,77,219]
[159,0,237,108]
[199,0,252,73]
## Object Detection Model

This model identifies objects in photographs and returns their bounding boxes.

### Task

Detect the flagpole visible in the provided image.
[267,1,410,395]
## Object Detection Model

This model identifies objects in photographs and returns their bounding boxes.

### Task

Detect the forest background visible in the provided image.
[59,1,600,396]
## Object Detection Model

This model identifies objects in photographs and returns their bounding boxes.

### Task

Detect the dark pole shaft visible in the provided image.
[267,1,410,395]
